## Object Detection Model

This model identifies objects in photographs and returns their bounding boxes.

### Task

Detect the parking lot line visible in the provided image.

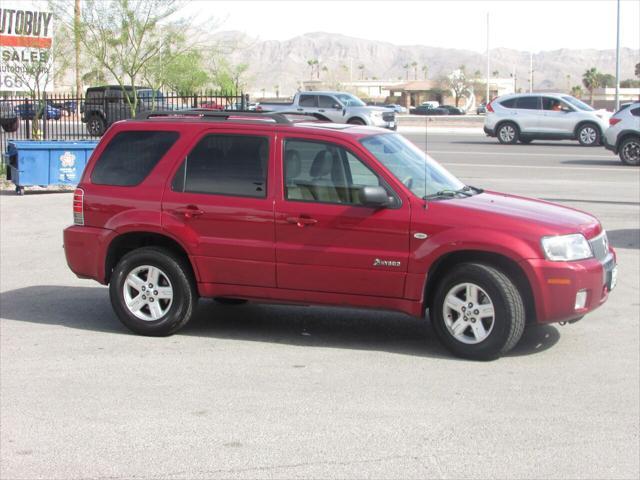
[440,162,631,173]
[428,150,613,159]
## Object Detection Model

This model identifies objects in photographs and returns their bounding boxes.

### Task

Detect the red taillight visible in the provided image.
[486,101,494,113]
[73,188,84,225]
[609,117,622,126]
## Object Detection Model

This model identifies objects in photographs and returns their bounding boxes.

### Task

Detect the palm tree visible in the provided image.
[358,64,365,80]
[403,63,410,80]
[307,59,315,79]
[571,85,583,98]
[582,67,600,104]
[321,65,328,79]
[411,61,418,80]
[421,65,428,80]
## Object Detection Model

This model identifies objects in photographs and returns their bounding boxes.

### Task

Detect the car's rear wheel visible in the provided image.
[431,263,525,360]
[110,247,197,336]
[496,122,519,144]
[87,114,106,136]
[619,136,640,166]
[577,123,600,146]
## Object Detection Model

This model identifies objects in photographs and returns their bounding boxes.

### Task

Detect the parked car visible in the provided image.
[476,103,487,114]
[81,85,166,137]
[384,104,408,114]
[14,102,62,120]
[604,102,640,166]
[257,91,396,129]
[421,101,440,108]
[0,99,19,132]
[438,105,466,115]
[484,93,610,146]
[410,105,448,115]
[63,110,616,360]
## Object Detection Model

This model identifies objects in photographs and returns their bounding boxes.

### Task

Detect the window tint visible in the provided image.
[91,131,179,186]
[283,139,385,205]
[516,96,539,110]
[172,134,268,198]
[631,107,640,117]
[318,95,337,108]
[499,98,516,108]
[299,95,317,107]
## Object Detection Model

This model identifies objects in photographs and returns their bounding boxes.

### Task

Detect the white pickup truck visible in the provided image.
[257,91,396,129]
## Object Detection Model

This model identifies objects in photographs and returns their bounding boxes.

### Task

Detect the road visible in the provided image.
[1,133,638,479]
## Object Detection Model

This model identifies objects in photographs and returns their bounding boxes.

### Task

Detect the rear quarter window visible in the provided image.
[91,130,179,186]
[631,107,640,117]
[499,98,516,108]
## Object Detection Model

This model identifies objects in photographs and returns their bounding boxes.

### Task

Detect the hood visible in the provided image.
[435,191,601,239]
[353,106,391,113]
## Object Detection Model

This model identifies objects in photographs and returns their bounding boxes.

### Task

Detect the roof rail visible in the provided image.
[135,109,328,124]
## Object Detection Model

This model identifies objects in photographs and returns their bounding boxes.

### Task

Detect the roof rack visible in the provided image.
[135,109,327,124]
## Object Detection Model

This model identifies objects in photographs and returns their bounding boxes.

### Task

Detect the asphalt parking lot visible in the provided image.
[1,132,639,479]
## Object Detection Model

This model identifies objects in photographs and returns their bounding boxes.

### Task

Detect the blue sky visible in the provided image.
[186,0,640,52]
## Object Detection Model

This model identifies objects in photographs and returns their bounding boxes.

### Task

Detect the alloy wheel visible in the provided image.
[442,282,495,344]
[123,265,174,321]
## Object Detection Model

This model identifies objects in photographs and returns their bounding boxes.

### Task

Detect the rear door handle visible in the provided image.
[173,205,204,219]
[286,216,318,228]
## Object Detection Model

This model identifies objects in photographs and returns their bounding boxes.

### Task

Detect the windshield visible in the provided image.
[360,134,466,199]
[335,93,366,107]
[562,96,594,111]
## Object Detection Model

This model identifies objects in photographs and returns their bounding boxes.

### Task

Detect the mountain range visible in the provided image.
[216,31,639,96]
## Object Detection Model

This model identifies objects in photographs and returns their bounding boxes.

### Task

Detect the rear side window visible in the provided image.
[91,131,179,186]
[499,98,516,108]
[172,134,268,198]
[299,95,317,107]
[515,96,539,110]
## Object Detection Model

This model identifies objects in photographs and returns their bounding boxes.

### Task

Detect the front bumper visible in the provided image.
[521,253,616,324]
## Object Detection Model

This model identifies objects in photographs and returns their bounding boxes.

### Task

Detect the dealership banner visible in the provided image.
[0,2,54,92]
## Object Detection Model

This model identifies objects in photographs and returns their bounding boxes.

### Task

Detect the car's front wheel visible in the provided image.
[110,247,197,336]
[577,123,600,146]
[1,118,18,132]
[619,136,640,166]
[431,263,525,360]
[496,122,519,144]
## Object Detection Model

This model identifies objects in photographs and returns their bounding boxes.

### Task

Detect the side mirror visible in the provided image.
[333,103,342,109]
[359,186,390,207]
[561,107,573,113]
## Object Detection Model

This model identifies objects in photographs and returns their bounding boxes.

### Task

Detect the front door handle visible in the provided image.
[173,205,204,219]
[318,109,325,112]
[286,216,318,228]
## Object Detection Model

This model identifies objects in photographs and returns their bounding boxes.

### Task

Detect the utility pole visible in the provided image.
[74,0,81,96]
[485,12,490,103]
[615,0,621,110]
[529,52,533,93]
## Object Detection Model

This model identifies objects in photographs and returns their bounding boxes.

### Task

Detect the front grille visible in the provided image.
[382,112,395,122]
[589,231,610,262]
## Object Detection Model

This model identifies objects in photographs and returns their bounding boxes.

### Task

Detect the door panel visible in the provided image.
[514,96,542,133]
[162,131,276,287]
[276,136,410,298]
[540,97,575,134]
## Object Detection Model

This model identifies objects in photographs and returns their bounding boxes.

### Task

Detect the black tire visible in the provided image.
[496,122,519,144]
[577,123,600,146]
[1,118,18,133]
[519,138,533,144]
[618,136,640,166]
[347,117,366,125]
[214,298,248,305]
[86,114,106,136]
[109,246,197,336]
[431,263,525,360]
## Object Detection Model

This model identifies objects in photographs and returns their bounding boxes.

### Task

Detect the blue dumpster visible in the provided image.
[4,140,98,195]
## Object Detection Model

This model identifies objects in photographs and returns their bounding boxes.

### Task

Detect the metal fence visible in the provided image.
[0,91,248,161]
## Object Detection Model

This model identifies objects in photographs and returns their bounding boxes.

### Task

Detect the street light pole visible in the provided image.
[485,12,490,103]
[615,0,621,110]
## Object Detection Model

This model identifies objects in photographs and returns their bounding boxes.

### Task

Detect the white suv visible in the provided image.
[604,102,640,166]
[484,93,610,146]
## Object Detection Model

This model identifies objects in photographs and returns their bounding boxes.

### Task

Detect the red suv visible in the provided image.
[63,111,617,359]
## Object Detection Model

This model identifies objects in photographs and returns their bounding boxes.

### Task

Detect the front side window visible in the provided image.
[91,130,179,186]
[172,134,268,198]
[541,97,569,111]
[360,133,464,199]
[334,93,366,107]
[283,139,387,205]
[318,95,338,108]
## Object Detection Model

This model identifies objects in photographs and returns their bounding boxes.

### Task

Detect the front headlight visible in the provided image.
[541,234,593,261]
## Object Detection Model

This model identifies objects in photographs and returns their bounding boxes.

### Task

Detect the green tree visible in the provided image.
[582,68,600,104]
[620,79,640,88]
[442,66,471,107]
[570,85,583,98]
[596,73,616,88]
